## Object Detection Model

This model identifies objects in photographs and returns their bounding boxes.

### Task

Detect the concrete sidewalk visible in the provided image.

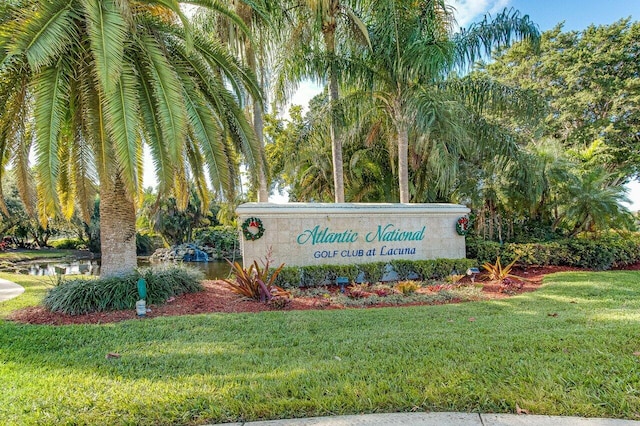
[220,412,640,426]
[0,277,24,302]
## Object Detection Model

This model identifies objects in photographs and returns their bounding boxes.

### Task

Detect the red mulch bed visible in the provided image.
[7,264,634,326]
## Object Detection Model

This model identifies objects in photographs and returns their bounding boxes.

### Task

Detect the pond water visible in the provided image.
[23,260,101,277]
[18,259,233,280]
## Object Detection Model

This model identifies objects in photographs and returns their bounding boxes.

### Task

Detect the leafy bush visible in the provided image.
[466,237,502,266]
[50,238,86,250]
[273,266,302,288]
[468,232,640,270]
[300,265,334,287]
[413,259,476,280]
[357,262,387,283]
[193,226,239,254]
[136,233,154,255]
[43,266,204,315]
[273,258,477,288]
[390,260,418,280]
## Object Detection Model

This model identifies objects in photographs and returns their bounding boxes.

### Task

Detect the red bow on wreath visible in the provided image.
[242,217,265,241]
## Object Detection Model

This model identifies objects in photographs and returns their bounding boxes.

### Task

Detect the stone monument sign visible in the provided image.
[237,203,470,267]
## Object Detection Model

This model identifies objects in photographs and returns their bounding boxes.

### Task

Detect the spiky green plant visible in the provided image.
[482,256,529,284]
[223,259,287,302]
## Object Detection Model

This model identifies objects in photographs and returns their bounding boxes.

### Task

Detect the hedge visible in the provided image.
[466,232,640,270]
[272,258,477,288]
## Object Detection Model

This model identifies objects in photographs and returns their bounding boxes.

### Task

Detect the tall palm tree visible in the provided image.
[276,0,370,203]
[195,0,277,202]
[0,0,262,276]
[358,1,540,203]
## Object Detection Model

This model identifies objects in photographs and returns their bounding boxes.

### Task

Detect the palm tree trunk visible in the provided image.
[488,200,495,241]
[99,177,137,277]
[246,41,269,203]
[323,27,345,203]
[397,122,410,203]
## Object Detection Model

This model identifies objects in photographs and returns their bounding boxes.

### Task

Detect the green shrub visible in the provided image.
[193,226,238,254]
[136,233,154,255]
[301,265,335,286]
[357,262,387,283]
[468,232,640,270]
[466,237,502,265]
[272,266,302,288]
[43,266,203,315]
[390,260,418,280]
[273,259,477,288]
[50,238,86,250]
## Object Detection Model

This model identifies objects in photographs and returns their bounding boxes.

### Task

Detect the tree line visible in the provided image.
[0,1,637,277]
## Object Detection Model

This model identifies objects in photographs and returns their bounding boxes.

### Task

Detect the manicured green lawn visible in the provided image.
[1,271,639,425]
[0,249,90,263]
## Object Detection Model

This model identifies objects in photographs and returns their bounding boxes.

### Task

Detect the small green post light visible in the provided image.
[136,278,147,317]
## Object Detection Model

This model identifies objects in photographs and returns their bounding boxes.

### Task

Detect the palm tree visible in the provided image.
[265,99,335,202]
[552,143,635,235]
[195,0,276,202]
[358,1,540,203]
[0,0,262,276]
[559,169,633,235]
[276,0,370,203]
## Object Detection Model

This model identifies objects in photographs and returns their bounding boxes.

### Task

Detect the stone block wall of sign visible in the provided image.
[236,203,470,268]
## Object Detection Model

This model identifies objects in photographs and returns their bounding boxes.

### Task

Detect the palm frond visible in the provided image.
[103,62,140,198]
[33,64,70,222]
[78,63,115,187]
[183,131,211,209]
[190,0,253,39]
[453,8,540,68]
[136,31,188,168]
[145,0,194,47]
[133,52,173,196]
[443,74,546,121]
[9,0,76,71]
[0,65,35,215]
[57,123,76,220]
[183,87,233,198]
[82,0,127,94]
[70,134,98,223]
[191,29,262,104]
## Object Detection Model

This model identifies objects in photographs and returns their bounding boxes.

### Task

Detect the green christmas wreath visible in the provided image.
[455,216,470,236]
[242,217,265,241]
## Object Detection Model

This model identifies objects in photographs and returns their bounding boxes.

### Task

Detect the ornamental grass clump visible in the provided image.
[43,266,203,315]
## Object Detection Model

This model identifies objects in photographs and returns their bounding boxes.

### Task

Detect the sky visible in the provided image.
[282,0,640,208]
